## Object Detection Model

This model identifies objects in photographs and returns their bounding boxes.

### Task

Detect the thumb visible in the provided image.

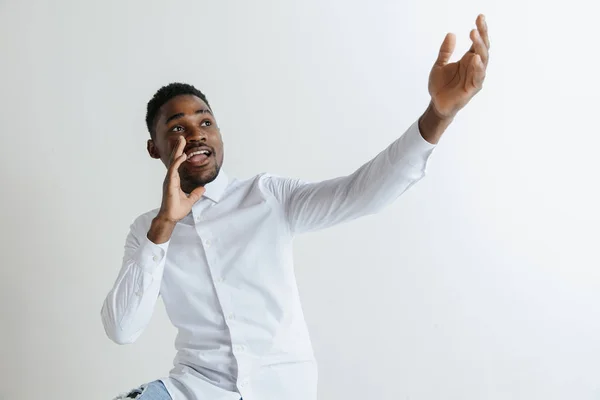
[187,186,206,204]
[434,33,456,67]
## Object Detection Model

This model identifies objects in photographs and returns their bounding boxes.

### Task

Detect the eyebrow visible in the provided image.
[164,109,213,125]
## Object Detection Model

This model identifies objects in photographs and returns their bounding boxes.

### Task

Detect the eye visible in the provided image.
[201,120,212,127]
[170,125,184,132]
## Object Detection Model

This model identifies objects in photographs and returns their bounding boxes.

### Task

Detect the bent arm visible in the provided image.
[100,217,169,344]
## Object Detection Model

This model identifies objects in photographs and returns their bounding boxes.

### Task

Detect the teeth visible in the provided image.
[187,149,210,160]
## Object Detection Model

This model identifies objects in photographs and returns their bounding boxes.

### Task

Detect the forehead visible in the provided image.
[157,94,211,124]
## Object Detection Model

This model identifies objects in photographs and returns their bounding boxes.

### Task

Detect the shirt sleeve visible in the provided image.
[266,119,437,235]
[100,215,169,344]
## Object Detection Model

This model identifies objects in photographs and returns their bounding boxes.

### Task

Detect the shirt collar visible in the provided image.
[202,169,229,203]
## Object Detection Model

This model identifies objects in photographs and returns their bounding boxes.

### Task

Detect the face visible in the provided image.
[148,95,224,193]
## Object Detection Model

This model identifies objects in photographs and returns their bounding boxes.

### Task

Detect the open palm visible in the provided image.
[428,14,490,119]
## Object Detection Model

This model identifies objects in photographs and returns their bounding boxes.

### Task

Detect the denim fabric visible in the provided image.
[117,380,243,400]
[122,381,171,400]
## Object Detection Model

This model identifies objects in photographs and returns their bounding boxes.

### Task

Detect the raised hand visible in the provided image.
[428,14,490,119]
[148,136,206,244]
[158,136,206,223]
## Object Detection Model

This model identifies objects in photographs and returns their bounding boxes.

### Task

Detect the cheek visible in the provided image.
[167,137,180,148]
[166,138,183,155]
[217,138,224,156]
[157,140,178,163]
[211,131,224,149]
[214,140,224,164]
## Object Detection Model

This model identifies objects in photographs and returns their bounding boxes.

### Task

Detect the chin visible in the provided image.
[182,165,219,190]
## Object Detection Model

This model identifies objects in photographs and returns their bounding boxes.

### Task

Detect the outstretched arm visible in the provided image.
[268,14,490,235]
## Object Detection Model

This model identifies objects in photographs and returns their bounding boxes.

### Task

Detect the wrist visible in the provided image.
[147,215,176,244]
[418,101,453,144]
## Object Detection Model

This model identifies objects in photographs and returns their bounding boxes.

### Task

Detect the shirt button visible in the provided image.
[152,255,160,262]
[216,277,224,283]
[204,239,211,247]
[195,215,202,222]
[234,344,245,352]
[239,379,250,388]
[226,313,235,321]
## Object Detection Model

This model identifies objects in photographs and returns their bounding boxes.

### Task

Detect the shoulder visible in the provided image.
[245,172,304,193]
[255,172,307,203]
[224,172,283,191]
[223,172,303,204]
[129,208,160,233]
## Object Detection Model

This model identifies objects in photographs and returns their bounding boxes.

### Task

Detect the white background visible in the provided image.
[1,0,599,399]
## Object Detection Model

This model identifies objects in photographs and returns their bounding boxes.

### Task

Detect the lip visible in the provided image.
[184,145,213,158]
[187,158,211,167]
[184,147,212,167]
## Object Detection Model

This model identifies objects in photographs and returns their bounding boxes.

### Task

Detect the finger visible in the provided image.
[167,138,187,183]
[465,54,485,92]
[470,28,489,66]
[472,55,486,89]
[476,14,490,49]
[466,15,490,54]
[168,153,187,181]
[168,137,179,165]
[169,136,186,166]
[186,186,206,204]
[434,33,456,67]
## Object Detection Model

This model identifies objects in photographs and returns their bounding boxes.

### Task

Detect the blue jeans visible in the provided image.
[120,380,242,400]
[121,381,171,400]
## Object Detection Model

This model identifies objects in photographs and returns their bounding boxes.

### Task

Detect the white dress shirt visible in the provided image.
[101,120,436,400]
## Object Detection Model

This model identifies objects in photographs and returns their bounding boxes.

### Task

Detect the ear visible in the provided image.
[147,139,161,159]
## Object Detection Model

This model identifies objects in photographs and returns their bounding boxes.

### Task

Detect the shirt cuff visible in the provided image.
[390,119,437,169]
[132,236,169,276]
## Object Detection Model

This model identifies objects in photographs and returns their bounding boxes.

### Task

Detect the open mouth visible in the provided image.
[185,147,213,166]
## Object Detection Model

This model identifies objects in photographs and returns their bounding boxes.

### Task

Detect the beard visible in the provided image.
[179,161,221,194]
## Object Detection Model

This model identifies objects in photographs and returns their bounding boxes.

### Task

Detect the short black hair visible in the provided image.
[145,82,211,138]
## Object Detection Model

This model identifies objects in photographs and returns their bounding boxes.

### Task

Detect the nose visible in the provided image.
[185,126,207,142]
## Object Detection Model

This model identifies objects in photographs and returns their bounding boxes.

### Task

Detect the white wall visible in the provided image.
[1,0,598,399]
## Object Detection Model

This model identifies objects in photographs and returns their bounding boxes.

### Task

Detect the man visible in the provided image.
[102,14,490,400]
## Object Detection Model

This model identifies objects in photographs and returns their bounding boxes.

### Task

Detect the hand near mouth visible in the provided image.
[155,136,206,226]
